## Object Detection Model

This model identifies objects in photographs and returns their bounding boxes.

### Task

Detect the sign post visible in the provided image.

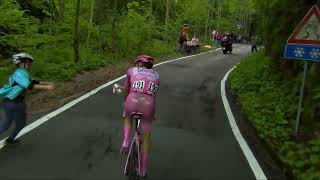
[295,61,308,135]
[284,5,320,136]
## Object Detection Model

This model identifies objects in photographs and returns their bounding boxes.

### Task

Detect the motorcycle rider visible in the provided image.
[221,33,232,54]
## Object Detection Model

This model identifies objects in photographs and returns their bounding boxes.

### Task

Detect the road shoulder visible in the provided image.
[225,80,286,180]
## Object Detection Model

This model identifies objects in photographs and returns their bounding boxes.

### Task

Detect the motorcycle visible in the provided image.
[221,38,232,54]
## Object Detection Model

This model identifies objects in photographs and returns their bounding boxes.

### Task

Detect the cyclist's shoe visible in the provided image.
[121,127,131,154]
[140,173,148,179]
[5,138,20,145]
[139,153,149,177]
[120,140,129,154]
[139,171,148,178]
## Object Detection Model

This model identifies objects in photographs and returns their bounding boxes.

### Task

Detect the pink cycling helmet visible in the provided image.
[134,55,154,68]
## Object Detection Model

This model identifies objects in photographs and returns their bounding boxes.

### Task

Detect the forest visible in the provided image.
[0,0,254,84]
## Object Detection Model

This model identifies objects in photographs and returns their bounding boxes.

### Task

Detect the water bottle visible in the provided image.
[113,83,122,94]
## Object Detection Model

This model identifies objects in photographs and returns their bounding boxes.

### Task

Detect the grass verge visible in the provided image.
[229,51,320,180]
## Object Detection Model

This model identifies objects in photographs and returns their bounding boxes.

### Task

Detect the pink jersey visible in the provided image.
[123,67,160,132]
[124,67,160,97]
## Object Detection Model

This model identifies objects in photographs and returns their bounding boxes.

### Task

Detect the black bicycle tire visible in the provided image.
[128,141,139,180]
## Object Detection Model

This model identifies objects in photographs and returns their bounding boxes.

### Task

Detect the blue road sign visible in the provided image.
[284,44,320,62]
[284,5,320,136]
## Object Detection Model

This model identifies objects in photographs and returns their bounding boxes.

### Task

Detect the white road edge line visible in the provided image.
[221,65,267,180]
[0,48,221,149]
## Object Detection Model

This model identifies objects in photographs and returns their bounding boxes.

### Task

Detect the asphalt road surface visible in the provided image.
[0,45,261,180]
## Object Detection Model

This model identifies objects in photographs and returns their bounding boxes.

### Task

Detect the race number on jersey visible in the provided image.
[132,80,145,92]
[148,82,159,94]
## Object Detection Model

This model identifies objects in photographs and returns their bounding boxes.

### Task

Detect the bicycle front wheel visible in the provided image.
[128,142,139,180]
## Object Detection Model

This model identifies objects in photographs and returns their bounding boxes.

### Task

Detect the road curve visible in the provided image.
[0,45,258,180]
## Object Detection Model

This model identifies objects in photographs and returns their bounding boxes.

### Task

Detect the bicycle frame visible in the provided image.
[124,115,142,177]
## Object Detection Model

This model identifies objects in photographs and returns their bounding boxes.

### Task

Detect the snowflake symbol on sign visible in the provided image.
[294,48,305,57]
[310,48,320,59]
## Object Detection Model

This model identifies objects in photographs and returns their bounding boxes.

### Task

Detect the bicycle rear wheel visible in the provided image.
[128,142,139,180]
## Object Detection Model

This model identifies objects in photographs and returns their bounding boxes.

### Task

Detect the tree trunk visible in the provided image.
[87,0,95,47]
[194,19,197,36]
[148,0,153,40]
[49,0,57,19]
[210,0,215,31]
[204,7,209,42]
[74,0,81,63]
[60,0,65,19]
[97,28,102,55]
[218,0,221,32]
[240,5,245,34]
[150,0,152,15]
[244,9,248,35]
[111,0,117,53]
[165,0,170,44]
[245,8,249,35]
[154,0,159,14]
[248,12,251,36]
[49,0,56,33]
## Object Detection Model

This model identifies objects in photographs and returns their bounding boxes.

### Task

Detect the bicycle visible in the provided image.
[113,84,144,179]
[124,112,144,180]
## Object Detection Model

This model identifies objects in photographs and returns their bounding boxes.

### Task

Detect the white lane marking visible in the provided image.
[0,48,221,149]
[154,48,221,67]
[221,66,267,180]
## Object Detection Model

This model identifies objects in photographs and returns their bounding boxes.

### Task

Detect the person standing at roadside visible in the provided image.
[191,35,200,53]
[212,30,218,48]
[182,24,189,41]
[178,24,189,54]
[0,53,55,144]
[251,36,258,53]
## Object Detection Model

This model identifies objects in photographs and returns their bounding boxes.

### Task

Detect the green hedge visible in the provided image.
[0,47,112,85]
[229,52,320,179]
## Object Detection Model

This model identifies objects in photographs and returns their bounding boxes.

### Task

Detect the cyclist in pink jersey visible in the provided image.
[114,55,160,177]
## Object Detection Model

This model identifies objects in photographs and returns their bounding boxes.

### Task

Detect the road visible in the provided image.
[0,45,262,180]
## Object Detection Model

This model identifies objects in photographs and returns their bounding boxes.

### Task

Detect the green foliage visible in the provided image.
[0,0,229,85]
[117,1,153,56]
[0,0,180,85]
[313,88,320,100]
[142,39,172,57]
[230,52,320,179]
[251,0,319,59]
[249,0,320,161]
[0,0,39,57]
[117,1,175,57]
[279,139,320,179]
[1,0,238,79]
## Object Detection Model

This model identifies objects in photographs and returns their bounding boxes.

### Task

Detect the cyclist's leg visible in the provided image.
[121,115,132,151]
[122,94,138,152]
[140,121,153,177]
[141,117,154,154]
[139,105,155,177]
[125,93,155,176]
[142,132,151,153]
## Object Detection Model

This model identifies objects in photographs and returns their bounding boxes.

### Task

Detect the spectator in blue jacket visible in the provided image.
[0,53,55,144]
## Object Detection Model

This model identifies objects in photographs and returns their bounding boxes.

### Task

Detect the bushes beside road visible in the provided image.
[229,52,320,179]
